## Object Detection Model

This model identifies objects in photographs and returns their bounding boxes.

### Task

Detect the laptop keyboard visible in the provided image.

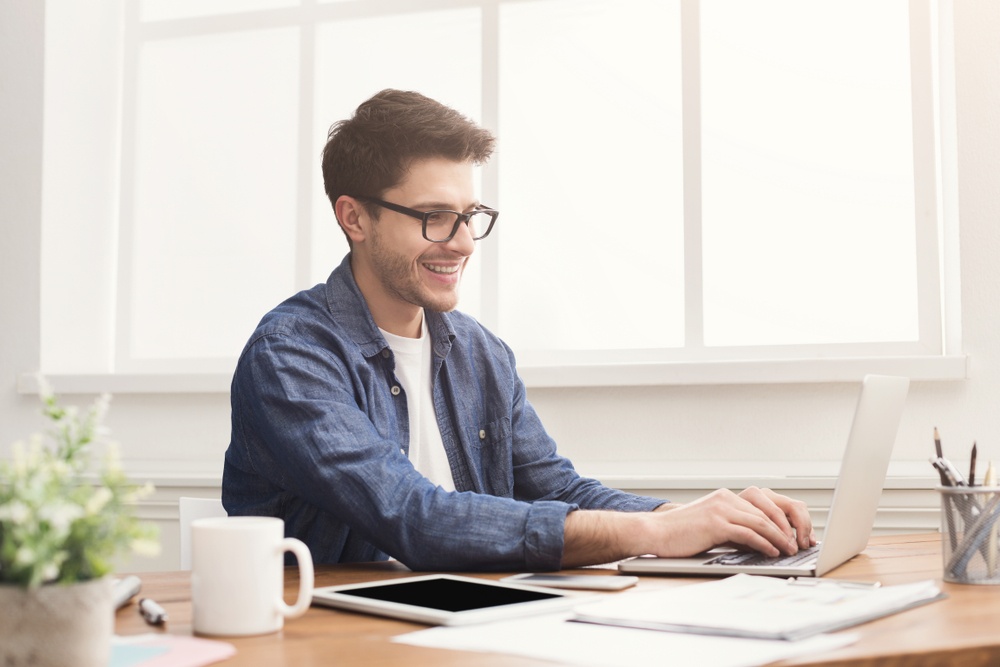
[707,543,821,568]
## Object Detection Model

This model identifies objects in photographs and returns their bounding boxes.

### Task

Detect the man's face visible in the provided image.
[364,157,478,315]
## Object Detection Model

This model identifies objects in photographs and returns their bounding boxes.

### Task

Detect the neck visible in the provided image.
[379,309,424,339]
[350,254,424,338]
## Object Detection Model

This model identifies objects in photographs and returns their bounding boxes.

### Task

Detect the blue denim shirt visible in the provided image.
[223,254,665,571]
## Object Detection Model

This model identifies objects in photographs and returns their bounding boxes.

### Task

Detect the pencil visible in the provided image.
[985,461,998,577]
[934,427,943,459]
[970,441,978,487]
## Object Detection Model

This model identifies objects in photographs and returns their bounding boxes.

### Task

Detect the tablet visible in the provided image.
[311,574,592,626]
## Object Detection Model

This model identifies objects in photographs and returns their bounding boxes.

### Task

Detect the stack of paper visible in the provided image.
[396,611,858,667]
[573,574,944,641]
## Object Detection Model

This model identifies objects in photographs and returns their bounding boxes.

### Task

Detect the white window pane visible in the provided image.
[498,0,684,352]
[312,9,484,311]
[130,28,299,361]
[41,0,124,373]
[701,0,919,347]
[140,0,297,22]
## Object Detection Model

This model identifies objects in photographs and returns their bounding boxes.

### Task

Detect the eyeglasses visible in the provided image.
[354,195,499,243]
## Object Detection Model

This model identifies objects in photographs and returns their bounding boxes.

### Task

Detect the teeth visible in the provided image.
[425,264,459,275]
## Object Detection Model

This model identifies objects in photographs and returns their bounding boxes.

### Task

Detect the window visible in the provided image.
[40,0,960,387]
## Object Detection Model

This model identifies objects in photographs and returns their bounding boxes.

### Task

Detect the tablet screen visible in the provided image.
[336,576,562,612]
[312,574,589,625]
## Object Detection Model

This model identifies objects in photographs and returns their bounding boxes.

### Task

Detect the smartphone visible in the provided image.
[500,573,639,591]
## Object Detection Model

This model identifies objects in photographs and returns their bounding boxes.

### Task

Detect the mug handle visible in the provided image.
[276,537,314,619]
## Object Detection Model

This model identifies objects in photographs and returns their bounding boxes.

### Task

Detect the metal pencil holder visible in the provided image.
[939,486,1000,584]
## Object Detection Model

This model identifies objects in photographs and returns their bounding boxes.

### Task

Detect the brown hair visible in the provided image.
[322,89,496,237]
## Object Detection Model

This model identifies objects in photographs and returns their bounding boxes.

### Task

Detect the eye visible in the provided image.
[425,211,454,225]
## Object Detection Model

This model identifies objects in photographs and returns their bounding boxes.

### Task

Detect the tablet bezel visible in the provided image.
[311,573,592,626]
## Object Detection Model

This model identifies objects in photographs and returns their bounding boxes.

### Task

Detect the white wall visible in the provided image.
[2,0,999,572]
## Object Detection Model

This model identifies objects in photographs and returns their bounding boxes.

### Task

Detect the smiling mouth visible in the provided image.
[424,263,460,275]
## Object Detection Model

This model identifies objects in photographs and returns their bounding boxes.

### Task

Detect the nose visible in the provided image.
[443,218,476,255]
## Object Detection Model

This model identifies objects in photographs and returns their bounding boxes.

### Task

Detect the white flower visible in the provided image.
[40,562,60,583]
[0,500,31,524]
[48,458,72,481]
[85,487,114,515]
[39,501,84,534]
[124,481,155,504]
[14,546,35,565]
[130,538,161,557]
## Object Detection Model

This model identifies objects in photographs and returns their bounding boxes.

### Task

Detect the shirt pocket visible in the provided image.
[470,416,514,497]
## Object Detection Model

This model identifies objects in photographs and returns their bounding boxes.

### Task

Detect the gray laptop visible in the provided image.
[619,374,910,578]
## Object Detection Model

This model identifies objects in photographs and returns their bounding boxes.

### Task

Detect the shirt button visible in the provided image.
[479,429,486,440]
[381,349,391,358]
[391,385,401,396]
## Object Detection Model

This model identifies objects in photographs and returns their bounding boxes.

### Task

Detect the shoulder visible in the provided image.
[248,283,332,346]
[244,256,378,355]
[434,309,518,371]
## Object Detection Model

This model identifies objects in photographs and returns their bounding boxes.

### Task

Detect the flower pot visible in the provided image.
[0,576,114,667]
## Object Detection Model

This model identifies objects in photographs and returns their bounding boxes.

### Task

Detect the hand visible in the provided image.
[561,487,816,568]
[649,487,814,558]
[736,486,815,551]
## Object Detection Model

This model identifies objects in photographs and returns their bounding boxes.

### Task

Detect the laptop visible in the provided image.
[619,374,910,578]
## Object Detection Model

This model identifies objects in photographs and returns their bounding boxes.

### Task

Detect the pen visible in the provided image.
[931,432,962,553]
[788,577,881,589]
[138,597,168,626]
[932,429,950,486]
[932,456,968,487]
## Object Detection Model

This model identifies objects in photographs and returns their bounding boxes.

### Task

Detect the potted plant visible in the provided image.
[0,378,159,667]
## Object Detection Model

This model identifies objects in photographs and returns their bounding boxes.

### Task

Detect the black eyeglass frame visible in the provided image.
[353,195,499,243]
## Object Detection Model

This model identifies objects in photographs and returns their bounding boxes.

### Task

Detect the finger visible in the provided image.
[685,489,797,555]
[706,495,797,556]
[760,488,815,549]
[738,487,796,541]
[721,508,797,557]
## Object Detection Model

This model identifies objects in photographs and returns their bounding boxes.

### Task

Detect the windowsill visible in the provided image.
[520,355,968,387]
[19,355,967,394]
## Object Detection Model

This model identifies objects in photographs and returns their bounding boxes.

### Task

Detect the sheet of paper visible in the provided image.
[108,643,169,667]
[111,634,236,667]
[394,612,856,667]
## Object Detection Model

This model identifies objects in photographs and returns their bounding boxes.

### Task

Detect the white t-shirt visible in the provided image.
[380,319,456,491]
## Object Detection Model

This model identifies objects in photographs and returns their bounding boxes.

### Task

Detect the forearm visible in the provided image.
[561,489,811,568]
[560,509,654,568]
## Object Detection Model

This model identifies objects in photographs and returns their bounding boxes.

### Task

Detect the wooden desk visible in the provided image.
[115,533,1000,667]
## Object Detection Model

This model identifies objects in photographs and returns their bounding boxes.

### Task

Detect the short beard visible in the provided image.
[368,220,462,313]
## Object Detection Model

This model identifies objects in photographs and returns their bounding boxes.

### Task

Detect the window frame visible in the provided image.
[31,0,964,393]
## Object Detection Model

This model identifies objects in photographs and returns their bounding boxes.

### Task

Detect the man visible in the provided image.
[223,89,814,571]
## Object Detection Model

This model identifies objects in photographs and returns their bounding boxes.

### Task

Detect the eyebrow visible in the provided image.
[411,200,482,212]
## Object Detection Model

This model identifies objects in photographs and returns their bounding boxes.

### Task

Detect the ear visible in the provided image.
[335,195,369,245]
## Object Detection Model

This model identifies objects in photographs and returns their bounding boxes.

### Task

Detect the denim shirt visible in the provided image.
[223,254,665,571]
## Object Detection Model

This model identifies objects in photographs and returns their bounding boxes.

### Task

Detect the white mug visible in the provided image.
[191,516,314,636]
